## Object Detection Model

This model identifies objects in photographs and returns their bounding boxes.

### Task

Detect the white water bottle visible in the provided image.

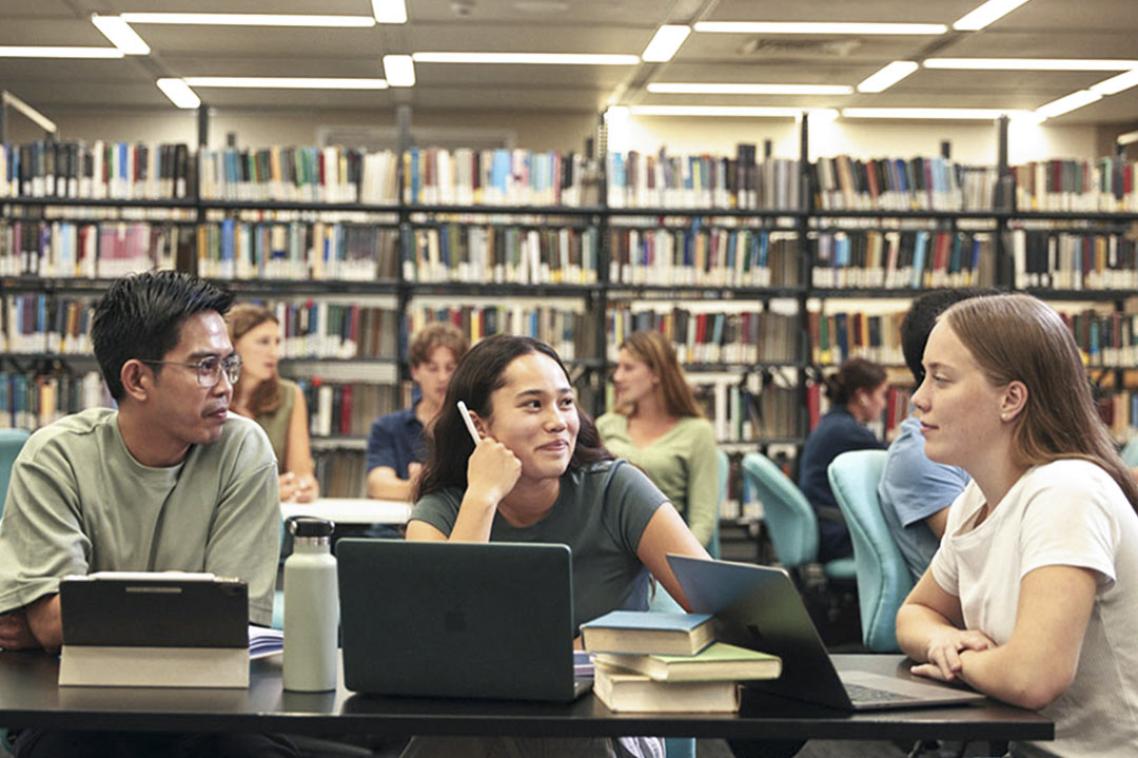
[283,516,339,692]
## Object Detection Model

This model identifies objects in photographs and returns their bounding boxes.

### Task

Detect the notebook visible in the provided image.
[667,555,987,711]
[337,539,592,702]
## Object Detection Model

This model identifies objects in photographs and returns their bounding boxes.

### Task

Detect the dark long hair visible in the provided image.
[416,334,612,499]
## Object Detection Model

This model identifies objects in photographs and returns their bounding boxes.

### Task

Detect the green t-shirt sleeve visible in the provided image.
[410,489,461,537]
[604,460,668,554]
[207,423,281,626]
[0,437,88,613]
[685,419,720,547]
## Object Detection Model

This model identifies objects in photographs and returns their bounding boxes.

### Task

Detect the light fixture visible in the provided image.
[1117,129,1138,146]
[383,55,416,87]
[629,105,839,118]
[646,82,852,95]
[120,13,375,28]
[91,16,150,55]
[156,78,201,109]
[412,52,640,65]
[1090,69,1138,96]
[1034,90,1102,119]
[856,61,918,93]
[0,46,123,58]
[692,21,947,35]
[183,77,389,89]
[953,0,1033,31]
[924,58,1138,71]
[372,0,408,24]
[641,25,691,63]
[841,107,1034,120]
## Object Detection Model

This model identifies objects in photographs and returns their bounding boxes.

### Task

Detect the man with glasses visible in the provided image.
[0,271,294,757]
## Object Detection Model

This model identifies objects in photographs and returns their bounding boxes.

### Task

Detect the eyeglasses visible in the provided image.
[140,354,242,388]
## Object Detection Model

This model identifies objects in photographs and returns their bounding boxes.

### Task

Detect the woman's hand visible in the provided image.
[911,628,995,682]
[465,438,521,506]
[280,472,317,503]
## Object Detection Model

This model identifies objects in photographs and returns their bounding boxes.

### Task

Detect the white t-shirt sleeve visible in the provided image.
[1018,477,1120,590]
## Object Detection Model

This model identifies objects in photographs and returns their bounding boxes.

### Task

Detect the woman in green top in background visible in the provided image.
[227,303,318,503]
[597,330,718,549]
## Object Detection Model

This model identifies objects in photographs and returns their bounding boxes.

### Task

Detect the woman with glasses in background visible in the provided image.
[227,303,318,503]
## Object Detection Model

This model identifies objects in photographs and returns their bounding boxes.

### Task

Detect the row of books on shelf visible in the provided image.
[405,225,599,285]
[0,141,192,201]
[811,230,997,290]
[199,146,398,205]
[407,304,591,362]
[403,147,596,207]
[609,228,798,288]
[607,306,799,365]
[1013,158,1138,213]
[312,449,367,499]
[810,156,997,213]
[0,221,181,279]
[606,147,799,211]
[196,220,400,281]
[0,371,109,430]
[807,309,905,367]
[299,380,401,438]
[1011,229,1138,290]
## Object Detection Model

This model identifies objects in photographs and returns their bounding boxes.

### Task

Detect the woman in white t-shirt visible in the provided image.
[896,294,1138,757]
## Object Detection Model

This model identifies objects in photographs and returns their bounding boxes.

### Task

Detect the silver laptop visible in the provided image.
[668,555,987,711]
[337,539,592,702]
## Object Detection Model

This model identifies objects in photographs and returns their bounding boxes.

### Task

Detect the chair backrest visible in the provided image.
[740,452,818,568]
[827,449,911,652]
[1122,437,1138,468]
[0,428,29,517]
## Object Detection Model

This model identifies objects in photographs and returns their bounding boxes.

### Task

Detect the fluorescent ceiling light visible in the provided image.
[412,52,640,65]
[383,55,416,87]
[91,15,150,55]
[857,61,918,93]
[692,21,947,35]
[183,77,389,90]
[842,107,1033,120]
[156,78,201,109]
[372,0,408,24]
[630,105,838,118]
[1091,69,1138,96]
[1034,90,1102,119]
[953,0,1033,31]
[641,25,691,63]
[1117,129,1138,146]
[924,58,1138,71]
[647,82,852,95]
[0,46,123,58]
[120,13,375,28]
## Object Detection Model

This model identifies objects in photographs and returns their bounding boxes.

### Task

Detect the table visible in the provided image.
[0,653,1052,747]
[280,498,410,526]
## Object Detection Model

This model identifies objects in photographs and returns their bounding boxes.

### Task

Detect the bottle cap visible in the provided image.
[287,516,335,538]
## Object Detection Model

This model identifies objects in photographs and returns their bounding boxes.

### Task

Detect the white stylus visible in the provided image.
[457,401,481,445]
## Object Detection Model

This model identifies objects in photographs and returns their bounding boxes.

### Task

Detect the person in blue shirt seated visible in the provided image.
[366,322,468,501]
[879,289,994,582]
[798,358,887,563]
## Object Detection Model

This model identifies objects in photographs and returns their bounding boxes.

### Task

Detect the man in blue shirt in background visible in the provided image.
[879,289,994,582]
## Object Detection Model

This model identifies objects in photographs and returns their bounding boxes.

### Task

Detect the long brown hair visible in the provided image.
[943,294,1138,511]
[226,303,283,417]
[617,330,703,418]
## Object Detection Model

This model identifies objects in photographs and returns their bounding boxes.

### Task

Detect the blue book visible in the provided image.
[580,610,714,656]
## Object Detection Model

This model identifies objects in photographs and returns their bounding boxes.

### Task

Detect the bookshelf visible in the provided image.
[3,114,1138,502]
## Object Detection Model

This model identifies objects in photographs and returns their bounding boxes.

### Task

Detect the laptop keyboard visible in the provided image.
[844,682,918,705]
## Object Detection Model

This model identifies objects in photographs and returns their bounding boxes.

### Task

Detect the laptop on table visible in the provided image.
[337,539,592,702]
[667,555,987,711]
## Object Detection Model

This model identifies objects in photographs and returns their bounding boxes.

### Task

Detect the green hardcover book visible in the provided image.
[594,642,781,683]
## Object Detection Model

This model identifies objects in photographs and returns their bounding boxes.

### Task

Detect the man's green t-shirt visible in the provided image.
[410,459,667,629]
[0,408,280,625]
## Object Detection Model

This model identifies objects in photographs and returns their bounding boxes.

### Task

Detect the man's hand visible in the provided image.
[0,609,39,650]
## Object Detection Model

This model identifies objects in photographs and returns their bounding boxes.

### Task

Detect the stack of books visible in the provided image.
[580,610,781,713]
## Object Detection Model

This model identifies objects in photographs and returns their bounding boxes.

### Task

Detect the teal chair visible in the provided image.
[827,449,911,652]
[739,452,855,581]
[0,429,30,515]
[1122,437,1138,468]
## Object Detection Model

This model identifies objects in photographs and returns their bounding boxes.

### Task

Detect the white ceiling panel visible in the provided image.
[705,0,978,24]
[140,26,386,58]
